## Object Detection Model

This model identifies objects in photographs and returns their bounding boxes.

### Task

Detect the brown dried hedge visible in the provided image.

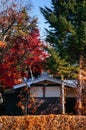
[0,115,86,130]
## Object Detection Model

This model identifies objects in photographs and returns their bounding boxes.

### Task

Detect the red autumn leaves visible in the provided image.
[0,29,48,88]
[0,2,49,88]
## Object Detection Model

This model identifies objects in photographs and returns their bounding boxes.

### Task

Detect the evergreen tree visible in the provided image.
[40,0,86,115]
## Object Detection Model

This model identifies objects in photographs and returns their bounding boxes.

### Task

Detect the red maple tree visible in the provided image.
[0,2,48,88]
[1,30,48,88]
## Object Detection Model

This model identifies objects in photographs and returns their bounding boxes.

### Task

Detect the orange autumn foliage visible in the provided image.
[0,115,86,130]
[0,41,6,48]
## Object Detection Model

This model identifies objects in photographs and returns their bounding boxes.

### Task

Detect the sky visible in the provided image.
[30,0,52,39]
[0,0,52,39]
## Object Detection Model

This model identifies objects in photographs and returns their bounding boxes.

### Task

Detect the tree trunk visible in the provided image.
[76,56,83,115]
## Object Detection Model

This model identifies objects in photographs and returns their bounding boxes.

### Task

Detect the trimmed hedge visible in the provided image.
[0,115,86,130]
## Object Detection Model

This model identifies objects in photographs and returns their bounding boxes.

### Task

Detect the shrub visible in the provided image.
[0,115,86,130]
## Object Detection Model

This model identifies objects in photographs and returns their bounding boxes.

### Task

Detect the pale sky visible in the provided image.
[31,0,51,39]
[0,0,52,39]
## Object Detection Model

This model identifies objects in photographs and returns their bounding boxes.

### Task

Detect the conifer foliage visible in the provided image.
[40,0,86,115]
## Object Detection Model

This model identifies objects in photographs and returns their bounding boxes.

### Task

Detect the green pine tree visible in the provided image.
[40,0,86,115]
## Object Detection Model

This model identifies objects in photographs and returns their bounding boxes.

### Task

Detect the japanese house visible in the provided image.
[0,73,78,115]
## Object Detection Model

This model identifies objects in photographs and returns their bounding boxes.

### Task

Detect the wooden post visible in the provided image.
[43,86,45,98]
[61,80,65,114]
[25,91,28,115]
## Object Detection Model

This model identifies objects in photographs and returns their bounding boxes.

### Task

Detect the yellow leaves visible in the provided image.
[18,30,27,37]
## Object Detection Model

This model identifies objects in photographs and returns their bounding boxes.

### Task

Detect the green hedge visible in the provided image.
[0,115,86,130]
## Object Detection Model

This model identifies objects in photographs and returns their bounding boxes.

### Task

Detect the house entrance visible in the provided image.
[65,98,76,114]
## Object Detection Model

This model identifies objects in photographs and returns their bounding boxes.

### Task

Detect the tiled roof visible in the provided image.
[13,73,77,89]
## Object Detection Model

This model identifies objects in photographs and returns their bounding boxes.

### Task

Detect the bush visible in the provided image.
[0,115,86,130]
